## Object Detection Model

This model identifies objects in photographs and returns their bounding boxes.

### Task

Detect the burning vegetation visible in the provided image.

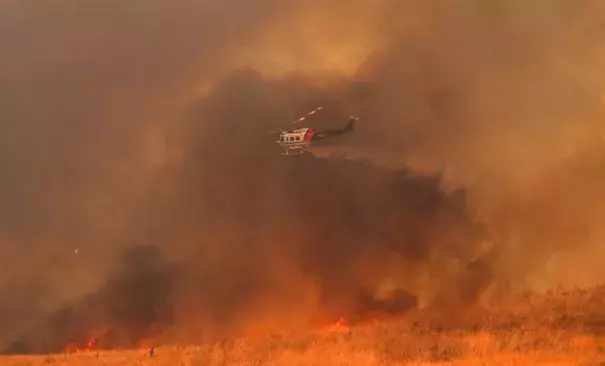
[2,0,605,361]
[3,149,497,355]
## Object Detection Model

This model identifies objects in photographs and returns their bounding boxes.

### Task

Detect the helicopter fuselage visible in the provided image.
[276,127,315,155]
[275,117,357,156]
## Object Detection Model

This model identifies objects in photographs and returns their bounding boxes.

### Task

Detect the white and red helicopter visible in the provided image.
[271,106,359,156]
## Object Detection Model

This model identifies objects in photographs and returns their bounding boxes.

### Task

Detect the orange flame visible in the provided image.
[328,317,350,333]
[64,337,97,354]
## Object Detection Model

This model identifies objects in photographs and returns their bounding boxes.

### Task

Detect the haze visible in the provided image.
[1,0,605,350]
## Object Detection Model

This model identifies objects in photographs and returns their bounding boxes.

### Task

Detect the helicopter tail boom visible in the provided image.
[346,117,358,131]
[311,116,359,140]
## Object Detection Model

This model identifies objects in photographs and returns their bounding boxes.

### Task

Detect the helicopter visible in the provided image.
[271,106,359,156]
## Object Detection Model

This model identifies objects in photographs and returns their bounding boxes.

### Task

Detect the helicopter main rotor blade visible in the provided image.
[268,106,323,134]
[290,106,323,124]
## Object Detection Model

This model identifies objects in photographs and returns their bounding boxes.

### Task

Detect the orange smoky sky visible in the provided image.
[1,0,605,351]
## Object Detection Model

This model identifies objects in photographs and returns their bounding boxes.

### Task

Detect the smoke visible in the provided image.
[0,0,304,346]
[1,0,605,352]
[5,154,490,353]
[340,0,605,293]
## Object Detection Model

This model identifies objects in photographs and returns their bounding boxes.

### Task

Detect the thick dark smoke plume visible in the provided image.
[6,140,491,353]
[2,0,605,352]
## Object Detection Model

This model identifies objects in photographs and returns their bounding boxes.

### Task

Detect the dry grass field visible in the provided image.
[3,286,605,366]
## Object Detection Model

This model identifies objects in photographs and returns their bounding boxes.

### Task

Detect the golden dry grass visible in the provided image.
[3,287,605,365]
[3,331,603,366]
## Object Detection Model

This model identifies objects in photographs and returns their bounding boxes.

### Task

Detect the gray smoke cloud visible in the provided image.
[0,0,292,347]
[1,0,605,350]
